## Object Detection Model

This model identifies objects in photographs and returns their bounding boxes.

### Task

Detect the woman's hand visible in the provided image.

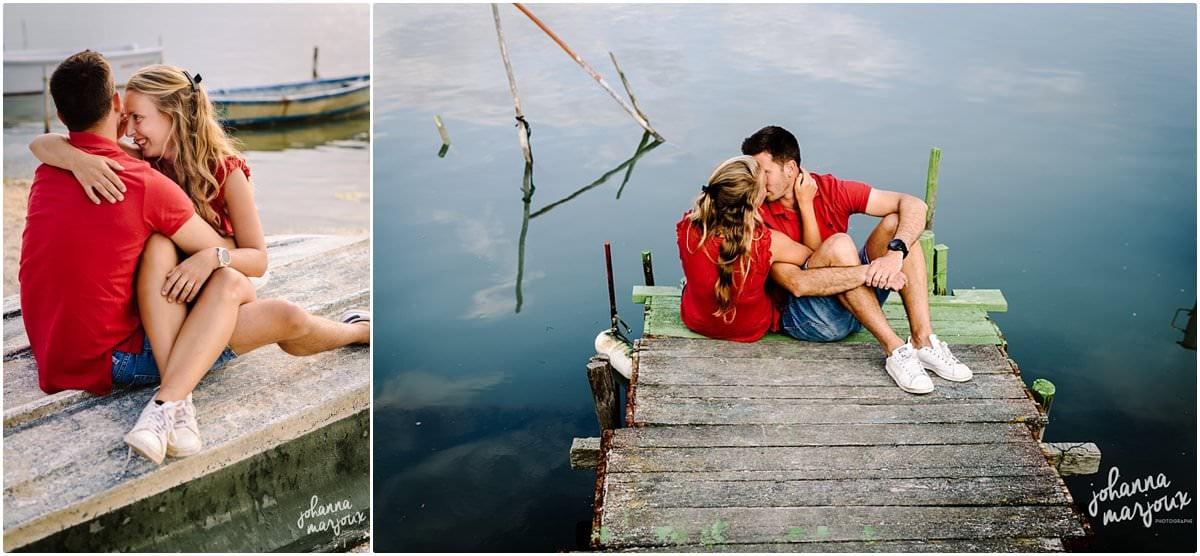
[162,248,218,304]
[73,154,126,204]
[795,169,817,204]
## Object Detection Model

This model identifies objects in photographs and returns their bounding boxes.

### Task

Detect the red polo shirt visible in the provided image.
[20,132,194,395]
[677,213,778,342]
[758,172,873,242]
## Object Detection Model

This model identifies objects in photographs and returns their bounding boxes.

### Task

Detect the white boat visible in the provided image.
[4,44,164,96]
[209,75,370,127]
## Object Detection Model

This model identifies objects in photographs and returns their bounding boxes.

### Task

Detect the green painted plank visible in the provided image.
[644,296,1004,345]
[634,285,684,304]
[933,244,949,296]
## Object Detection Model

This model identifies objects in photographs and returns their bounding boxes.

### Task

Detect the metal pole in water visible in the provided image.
[605,242,618,328]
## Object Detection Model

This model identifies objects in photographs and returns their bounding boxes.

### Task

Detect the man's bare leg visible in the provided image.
[136,233,188,372]
[806,233,904,355]
[863,214,934,349]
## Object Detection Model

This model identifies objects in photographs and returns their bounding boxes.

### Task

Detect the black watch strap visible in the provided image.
[887,239,909,259]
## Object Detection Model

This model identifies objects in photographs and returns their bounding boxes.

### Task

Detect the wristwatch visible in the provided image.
[887,239,909,259]
[216,246,232,268]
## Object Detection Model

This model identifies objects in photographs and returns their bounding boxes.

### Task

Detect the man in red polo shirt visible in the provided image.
[741,125,973,394]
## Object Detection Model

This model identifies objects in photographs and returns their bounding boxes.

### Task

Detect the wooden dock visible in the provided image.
[588,286,1091,551]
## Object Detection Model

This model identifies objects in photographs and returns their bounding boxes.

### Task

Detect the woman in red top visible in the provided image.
[31,64,369,463]
[677,155,814,342]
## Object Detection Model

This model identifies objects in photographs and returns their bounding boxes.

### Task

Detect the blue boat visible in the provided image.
[209,74,369,127]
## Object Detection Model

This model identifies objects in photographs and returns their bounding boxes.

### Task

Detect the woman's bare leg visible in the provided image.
[227,299,370,357]
[156,268,256,402]
[137,233,187,372]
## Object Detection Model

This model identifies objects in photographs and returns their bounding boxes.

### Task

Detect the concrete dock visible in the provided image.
[3,234,370,552]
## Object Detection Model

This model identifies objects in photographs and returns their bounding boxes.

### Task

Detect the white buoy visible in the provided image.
[595,330,634,380]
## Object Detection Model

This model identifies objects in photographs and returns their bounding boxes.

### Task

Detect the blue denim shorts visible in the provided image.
[779,244,891,342]
[111,336,238,387]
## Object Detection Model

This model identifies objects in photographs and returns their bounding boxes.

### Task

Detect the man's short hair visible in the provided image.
[49,50,115,132]
[741,125,802,166]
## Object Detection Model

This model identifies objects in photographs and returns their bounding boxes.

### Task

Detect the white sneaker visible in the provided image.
[914,334,973,382]
[885,343,935,394]
[124,397,182,465]
[167,393,202,458]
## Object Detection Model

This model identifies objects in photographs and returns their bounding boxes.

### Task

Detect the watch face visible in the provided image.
[219,248,231,267]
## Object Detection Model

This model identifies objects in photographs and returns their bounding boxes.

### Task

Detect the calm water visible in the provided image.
[3,4,371,235]
[374,4,1196,551]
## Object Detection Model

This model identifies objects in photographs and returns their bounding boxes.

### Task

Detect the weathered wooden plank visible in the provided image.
[634,398,1042,426]
[571,437,601,470]
[633,285,689,304]
[638,337,1010,362]
[596,505,1085,547]
[635,363,1017,390]
[608,423,1036,449]
[605,442,1050,474]
[613,537,1065,552]
[637,374,1028,402]
[604,466,1055,482]
[604,474,1070,509]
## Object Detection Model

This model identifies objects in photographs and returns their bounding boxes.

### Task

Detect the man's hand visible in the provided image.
[162,248,219,304]
[73,153,126,204]
[865,250,905,291]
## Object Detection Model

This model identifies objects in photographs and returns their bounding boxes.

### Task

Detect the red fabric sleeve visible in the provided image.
[144,171,196,236]
[214,156,251,185]
[835,176,873,215]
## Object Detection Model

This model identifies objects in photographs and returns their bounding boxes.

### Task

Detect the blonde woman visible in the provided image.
[676,156,814,342]
[30,64,369,463]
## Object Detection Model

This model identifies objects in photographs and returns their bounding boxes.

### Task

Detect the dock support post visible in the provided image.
[933,244,948,296]
[42,70,52,134]
[1031,378,1056,439]
[587,355,620,432]
[920,230,935,294]
[924,147,941,231]
[312,46,319,80]
[642,250,654,286]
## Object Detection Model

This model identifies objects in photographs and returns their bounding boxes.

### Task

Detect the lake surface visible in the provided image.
[3,4,371,235]
[372,4,1197,551]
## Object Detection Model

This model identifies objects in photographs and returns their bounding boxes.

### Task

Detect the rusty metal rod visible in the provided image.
[512,3,663,141]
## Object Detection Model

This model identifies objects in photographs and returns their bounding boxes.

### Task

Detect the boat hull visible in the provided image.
[4,46,163,96]
[211,75,370,128]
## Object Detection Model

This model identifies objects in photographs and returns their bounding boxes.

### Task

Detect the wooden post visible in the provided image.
[42,69,51,134]
[641,250,654,286]
[1031,378,1056,440]
[933,244,948,296]
[587,355,620,432]
[512,3,663,141]
[919,230,935,295]
[434,115,451,146]
[492,4,533,164]
[924,147,941,231]
[609,51,650,124]
[311,46,319,80]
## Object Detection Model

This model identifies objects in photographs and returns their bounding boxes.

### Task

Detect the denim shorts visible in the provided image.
[779,244,891,342]
[111,336,238,387]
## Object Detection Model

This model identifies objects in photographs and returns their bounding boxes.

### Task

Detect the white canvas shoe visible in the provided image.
[167,393,202,458]
[885,343,935,394]
[124,397,182,465]
[915,334,973,382]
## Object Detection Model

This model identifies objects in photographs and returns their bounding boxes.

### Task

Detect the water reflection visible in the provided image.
[515,132,661,313]
[231,115,369,152]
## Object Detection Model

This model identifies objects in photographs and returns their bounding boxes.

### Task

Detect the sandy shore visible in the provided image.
[4,179,29,298]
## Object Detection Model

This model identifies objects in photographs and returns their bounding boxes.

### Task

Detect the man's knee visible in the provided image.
[824,234,860,266]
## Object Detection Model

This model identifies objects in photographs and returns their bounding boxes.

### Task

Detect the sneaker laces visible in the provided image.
[934,339,962,366]
[894,347,925,381]
[123,404,172,472]
[175,399,196,430]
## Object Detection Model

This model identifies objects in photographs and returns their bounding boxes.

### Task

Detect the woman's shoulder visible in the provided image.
[214,154,251,184]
